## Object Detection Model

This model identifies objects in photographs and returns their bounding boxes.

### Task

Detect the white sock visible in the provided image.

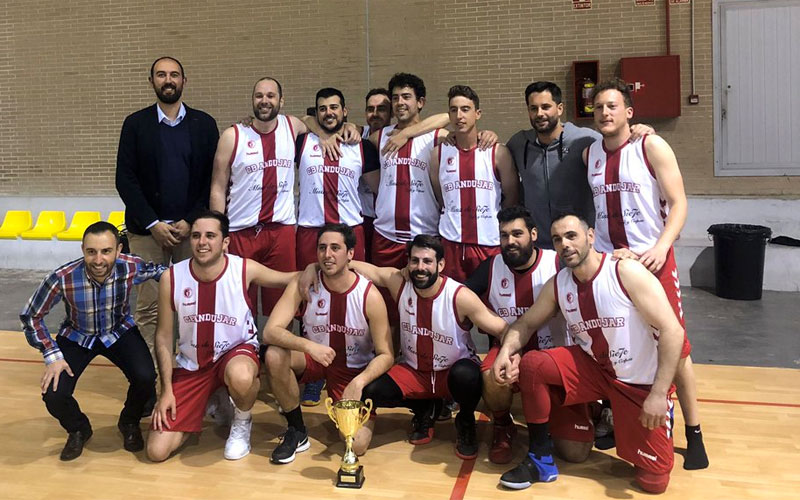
[233,403,251,421]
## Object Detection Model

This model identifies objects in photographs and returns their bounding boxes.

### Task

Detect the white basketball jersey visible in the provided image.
[485,249,567,350]
[171,255,257,371]
[226,117,296,232]
[302,271,375,369]
[555,254,659,385]
[374,125,440,243]
[587,135,667,253]
[438,144,502,245]
[358,125,376,218]
[398,276,478,371]
[297,133,364,227]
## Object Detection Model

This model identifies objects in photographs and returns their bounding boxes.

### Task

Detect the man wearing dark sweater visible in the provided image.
[115,56,219,360]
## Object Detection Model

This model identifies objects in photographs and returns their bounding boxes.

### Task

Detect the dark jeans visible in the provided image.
[42,327,156,433]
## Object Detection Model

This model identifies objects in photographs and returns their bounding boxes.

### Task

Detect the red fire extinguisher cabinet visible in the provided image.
[619,55,681,119]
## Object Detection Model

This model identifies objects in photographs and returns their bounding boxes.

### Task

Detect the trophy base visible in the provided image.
[336,465,365,489]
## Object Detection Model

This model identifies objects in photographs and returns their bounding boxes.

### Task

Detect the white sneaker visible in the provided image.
[224,411,252,460]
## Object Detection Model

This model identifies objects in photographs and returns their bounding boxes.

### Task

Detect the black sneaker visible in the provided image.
[454,414,478,460]
[438,399,457,421]
[409,403,436,445]
[118,422,144,452]
[499,453,558,490]
[60,427,93,461]
[271,426,310,464]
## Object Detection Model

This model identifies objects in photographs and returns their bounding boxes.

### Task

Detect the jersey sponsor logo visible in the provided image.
[594,159,601,170]
[566,291,575,304]
[305,164,356,179]
[244,158,294,173]
[183,313,238,326]
[183,287,193,299]
[247,140,256,149]
[609,346,633,365]
[637,449,658,462]
[591,182,641,196]
[565,307,577,313]
[568,316,625,334]
[442,179,496,192]
[574,424,590,431]
[311,323,367,336]
[500,278,509,289]
[400,322,454,345]
[384,156,428,170]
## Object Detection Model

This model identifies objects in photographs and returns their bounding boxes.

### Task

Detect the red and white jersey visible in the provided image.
[438,144,502,245]
[302,271,375,369]
[485,249,567,350]
[297,133,364,227]
[226,117,296,231]
[587,135,667,254]
[170,255,257,371]
[554,254,659,385]
[359,125,376,217]
[397,276,478,371]
[374,125,440,243]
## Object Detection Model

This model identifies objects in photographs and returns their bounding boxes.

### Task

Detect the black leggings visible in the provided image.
[42,327,156,433]
[362,359,482,419]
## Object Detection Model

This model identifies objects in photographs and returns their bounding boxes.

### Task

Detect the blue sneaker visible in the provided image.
[499,453,558,490]
[301,379,325,407]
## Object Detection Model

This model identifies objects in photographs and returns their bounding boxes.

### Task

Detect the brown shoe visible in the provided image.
[60,428,93,461]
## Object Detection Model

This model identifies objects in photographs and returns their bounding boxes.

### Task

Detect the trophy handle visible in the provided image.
[359,399,373,426]
[325,397,338,428]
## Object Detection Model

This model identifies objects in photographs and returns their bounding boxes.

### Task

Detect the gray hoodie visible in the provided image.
[507,122,600,249]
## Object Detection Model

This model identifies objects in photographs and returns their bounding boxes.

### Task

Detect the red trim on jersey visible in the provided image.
[491,143,500,181]
[458,148,479,243]
[613,260,631,300]
[362,280,373,320]
[229,126,239,168]
[321,270,361,295]
[575,263,616,377]
[641,134,657,180]
[258,125,279,223]
[572,253,607,286]
[196,278,218,369]
[358,141,365,164]
[169,267,176,312]
[452,285,473,332]
[415,286,435,372]
[241,258,254,312]
[603,146,630,249]
[394,138,413,233]
[485,255,496,301]
[554,251,562,272]
[286,115,296,140]
[189,255,229,284]
[552,269,560,305]
[323,154,341,224]
[299,132,310,158]
[329,283,348,368]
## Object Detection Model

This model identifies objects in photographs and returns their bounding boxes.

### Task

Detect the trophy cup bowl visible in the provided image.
[325,397,372,488]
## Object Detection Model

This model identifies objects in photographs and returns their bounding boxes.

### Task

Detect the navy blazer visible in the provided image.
[115,104,219,235]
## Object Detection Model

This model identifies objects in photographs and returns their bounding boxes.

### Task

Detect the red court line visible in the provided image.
[0,357,116,368]
[693,397,800,409]
[450,413,490,500]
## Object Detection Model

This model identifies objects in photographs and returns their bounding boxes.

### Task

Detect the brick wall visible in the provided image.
[0,0,796,197]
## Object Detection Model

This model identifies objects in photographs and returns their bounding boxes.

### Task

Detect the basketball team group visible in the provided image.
[19,56,710,494]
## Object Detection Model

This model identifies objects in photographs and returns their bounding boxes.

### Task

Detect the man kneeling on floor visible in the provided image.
[263,223,393,464]
[146,210,297,462]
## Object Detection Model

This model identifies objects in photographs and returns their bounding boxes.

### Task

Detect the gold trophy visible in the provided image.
[325,397,372,488]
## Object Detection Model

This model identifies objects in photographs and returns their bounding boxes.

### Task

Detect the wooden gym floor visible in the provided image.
[1,332,798,500]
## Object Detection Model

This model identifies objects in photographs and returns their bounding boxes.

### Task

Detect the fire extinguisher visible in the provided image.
[581,78,595,115]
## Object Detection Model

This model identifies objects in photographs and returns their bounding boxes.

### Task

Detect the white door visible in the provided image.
[714,0,800,176]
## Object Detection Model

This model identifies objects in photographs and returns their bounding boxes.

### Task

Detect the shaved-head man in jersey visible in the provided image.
[493,213,684,494]
[311,235,508,460]
[210,77,360,319]
[583,79,708,470]
[264,224,393,463]
[146,210,298,462]
[464,206,593,465]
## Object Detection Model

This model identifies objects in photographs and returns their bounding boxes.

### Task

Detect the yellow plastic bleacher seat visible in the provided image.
[56,211,102,241]
[20,211,67,240]
[0,210,33,239]
[107,211,125,231]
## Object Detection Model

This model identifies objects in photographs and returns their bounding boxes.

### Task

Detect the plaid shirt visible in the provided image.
[20,254,166,364]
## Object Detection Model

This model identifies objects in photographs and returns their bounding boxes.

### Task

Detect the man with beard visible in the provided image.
[263,224,393,463]
[493,213,683,494]
[116,56,219,360]
[210,77,359,317]
[584,79,708,470]
[506,82,652,249]
[430,85,519,282]
[464,206,593,465]
[21,222,165,460]
[146,211,299,462]
[330,235,508,460]
[294,88,380,270]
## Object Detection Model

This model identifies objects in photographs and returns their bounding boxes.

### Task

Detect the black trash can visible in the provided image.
[707,224,772,300]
